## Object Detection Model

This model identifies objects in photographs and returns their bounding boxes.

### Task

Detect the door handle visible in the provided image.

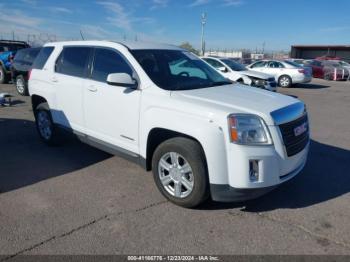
[87,85,97,92]
[51,77,58,83]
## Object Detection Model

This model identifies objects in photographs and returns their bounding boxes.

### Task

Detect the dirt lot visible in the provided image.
[0,79,350,257]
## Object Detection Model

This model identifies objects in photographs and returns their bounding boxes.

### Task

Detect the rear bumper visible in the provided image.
[293,75,312,84]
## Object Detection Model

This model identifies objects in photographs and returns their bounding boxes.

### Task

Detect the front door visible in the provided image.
[83,47,141,154]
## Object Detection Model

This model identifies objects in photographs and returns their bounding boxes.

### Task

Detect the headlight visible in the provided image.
[228,114,272,145]
[249,77,265,87]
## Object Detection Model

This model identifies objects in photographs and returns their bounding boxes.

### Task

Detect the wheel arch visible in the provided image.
[31,95,48,112]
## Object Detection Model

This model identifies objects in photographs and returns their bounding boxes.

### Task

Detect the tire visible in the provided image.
[0,66,7,84]
[15,75,28,96]
[34,103,60,146]
[278,75,292,88]
[152,137,209,208]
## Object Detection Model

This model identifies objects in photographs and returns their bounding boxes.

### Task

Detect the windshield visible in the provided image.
[220,59,246,71]
[130,50,232,91]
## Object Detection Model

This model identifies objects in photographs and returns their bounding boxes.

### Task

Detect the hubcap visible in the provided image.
[280,77,290,87]
[37,111,52,140]
[158,152,194,198]
[16,78,25,94]
[0,69,3,81]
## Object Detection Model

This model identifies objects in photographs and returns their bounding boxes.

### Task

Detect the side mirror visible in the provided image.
[107,73,138,89]
[218,66,227,73]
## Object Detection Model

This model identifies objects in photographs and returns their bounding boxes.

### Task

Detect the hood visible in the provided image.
[171,84,301,125]
[240,70,274,80]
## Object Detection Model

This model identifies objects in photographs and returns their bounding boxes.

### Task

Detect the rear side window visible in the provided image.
[32,47,54,69]
[91,48,133,82]
[14,49,26,62]
[55,47,91,78]
[23,48,40,64]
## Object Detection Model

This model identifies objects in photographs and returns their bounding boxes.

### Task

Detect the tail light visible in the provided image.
[28,69,32,80]
[298,69,306,74]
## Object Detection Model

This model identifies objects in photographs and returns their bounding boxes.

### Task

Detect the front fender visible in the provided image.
[140,107,230,184]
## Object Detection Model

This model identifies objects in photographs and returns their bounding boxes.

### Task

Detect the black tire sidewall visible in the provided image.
[152,137,209,208]
[15,75,28,96]
[0,66,6,84]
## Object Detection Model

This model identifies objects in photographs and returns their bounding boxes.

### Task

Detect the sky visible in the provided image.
[1,0,350,51]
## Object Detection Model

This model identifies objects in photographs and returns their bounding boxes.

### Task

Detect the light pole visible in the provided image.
[201,12,207,56]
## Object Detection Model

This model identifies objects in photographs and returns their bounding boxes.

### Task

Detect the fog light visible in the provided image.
[249,160,260,182]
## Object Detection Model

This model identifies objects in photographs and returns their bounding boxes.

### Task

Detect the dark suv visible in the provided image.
[11,47,41,95]
[0,40,30,84]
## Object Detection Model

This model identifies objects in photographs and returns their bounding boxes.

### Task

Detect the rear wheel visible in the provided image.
[278,75,292,88]
[152,137,209,208]
[0,66,7,84]
[15,75,28,96]
[34,103,61,146]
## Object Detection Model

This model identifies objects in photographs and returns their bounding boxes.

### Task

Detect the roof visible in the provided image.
[45,40,183,51]
[0,40,29,45]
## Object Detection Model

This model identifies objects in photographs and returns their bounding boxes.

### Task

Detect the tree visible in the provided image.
[179,42,200,55]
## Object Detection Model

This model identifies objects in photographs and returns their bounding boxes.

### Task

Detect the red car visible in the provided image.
[315,55,342,61]
[303,60,349,80]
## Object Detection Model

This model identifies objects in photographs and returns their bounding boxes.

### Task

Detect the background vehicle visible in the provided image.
[11,47,41,96]
[247,60,312,88]
[316,55,342,61]
[0,40,30,84]
[29,41,309,208]
[201,56,277,91]
[303,60,349,80]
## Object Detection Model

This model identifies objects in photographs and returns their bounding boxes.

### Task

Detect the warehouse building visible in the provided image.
[291,45,350,62]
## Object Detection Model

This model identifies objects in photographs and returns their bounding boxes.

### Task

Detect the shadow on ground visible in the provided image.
[200,140,350,211]
[294,83,330,89]
[0,118,111,193]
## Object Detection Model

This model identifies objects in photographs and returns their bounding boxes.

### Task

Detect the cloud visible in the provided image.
[49,7,72,14]
[97,1,154,32]
[189,0,211,7]
[150,0,169,10]
[222,0,243,6]
[0,10,42,27]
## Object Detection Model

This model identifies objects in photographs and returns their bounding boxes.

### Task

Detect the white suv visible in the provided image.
[29,41,310,208]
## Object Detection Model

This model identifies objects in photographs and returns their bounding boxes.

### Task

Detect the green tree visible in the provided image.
[179,42,200,55]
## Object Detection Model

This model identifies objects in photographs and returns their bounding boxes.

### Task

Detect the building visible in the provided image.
[204,50,250,59]
[291,45,350,62]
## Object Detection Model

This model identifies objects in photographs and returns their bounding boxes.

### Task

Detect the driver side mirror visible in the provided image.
[217,66,228,73]
[107,73,138,89]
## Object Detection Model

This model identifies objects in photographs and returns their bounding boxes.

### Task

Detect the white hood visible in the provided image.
[171,84,301,125]
[240,70,274,80]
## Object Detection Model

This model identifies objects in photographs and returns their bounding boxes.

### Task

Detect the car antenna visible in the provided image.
[80,30,85,40]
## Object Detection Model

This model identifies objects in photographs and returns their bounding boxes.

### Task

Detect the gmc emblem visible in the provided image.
[294,122,308,137]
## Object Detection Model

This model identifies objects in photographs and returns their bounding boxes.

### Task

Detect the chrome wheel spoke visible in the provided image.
[174,181,182,197]
[160,175,172,186]
[170,152,178,165]
[159,158,171,171]
[181,176,193,191]
[180,163,192,174]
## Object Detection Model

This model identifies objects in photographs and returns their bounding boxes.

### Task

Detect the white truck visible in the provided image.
[29,41,310,208]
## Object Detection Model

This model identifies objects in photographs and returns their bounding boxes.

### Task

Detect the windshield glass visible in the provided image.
[220,59,246,71]
[131,50,232,91]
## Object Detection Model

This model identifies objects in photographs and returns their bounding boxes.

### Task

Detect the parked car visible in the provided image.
[303,60,349,80]
[286,59,313,75]
[201,56,277,91]
[29,41,309,208]
[0,40,30,84]
[11,47,41,96]
[316,55,342,61]
[321,60,349,81]
[247,60,312,88]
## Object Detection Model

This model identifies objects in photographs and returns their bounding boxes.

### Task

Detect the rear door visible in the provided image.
[53,46,92,132]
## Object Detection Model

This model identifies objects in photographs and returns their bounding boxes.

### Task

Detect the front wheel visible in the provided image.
[278,75,292,88]
[152,137,209,208]
[15,75,28,96]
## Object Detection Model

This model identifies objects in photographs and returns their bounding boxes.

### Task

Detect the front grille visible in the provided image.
[279,114,309,157]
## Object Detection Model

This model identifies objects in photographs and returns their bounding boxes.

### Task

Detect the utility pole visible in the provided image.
[200,12,207,56]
